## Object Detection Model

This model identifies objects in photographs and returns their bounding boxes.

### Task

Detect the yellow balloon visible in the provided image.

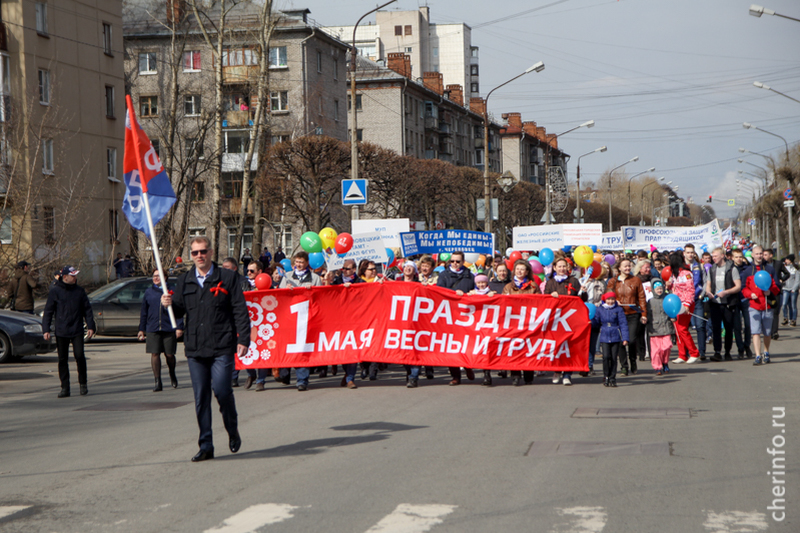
[574,245,594,268]
[318,227,338,250]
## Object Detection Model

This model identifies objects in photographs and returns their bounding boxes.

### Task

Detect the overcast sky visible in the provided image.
[287,0,799,220]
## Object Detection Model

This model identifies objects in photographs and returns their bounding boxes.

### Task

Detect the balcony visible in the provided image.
[222,65,258,84]
[424,116,438,130]
[474,137,484,148]
[224,110,254,128]
[439,123,452,136]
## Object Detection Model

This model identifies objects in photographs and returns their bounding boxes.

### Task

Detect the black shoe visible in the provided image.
[297,383,308,391]
[58,388,70,398]
[512,377,521,387]
[232,378,239,387]
[153,379,163,392]
[482,375,492,387]
[280,375,291,385]
[638,356,645,362]
[711,354,722,362]
[368,373,378,381]
[610,379,617,387]
[465,368,475,381]
[603,379,609,387]
[191,449,214,462]
[737,353,745,360]
[745,348,753,358]
[360,369,368,380]
[170,374,179,388]
[425,368,434,379]
[772,332,780,340]
[79,384,88,396]
[318,368,328,379]
[407,378,418,388]
[724,353,733,361]
[620,368,629,376]
[579,371,589,377]
[699,355,707,362]
[229,432,241,453]
[497,370,508,379]
[331,365,338,376]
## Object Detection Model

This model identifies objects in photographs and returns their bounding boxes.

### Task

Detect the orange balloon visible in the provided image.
[475,255,486,267]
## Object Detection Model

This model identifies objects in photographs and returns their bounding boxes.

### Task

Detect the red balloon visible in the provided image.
[585,260,602,279]
[509,251,523,264]
[254,273,272,290]
[335,233,354,255]
[660,266,672,280]
[175,256,183,264]
[505,259,515,271]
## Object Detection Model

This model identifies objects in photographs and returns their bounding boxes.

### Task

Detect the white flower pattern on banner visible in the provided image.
[246,301,264,325]
[260,348,271,360]
[266,312,277,323]
[240,341,259,365]
[258,323,274,340]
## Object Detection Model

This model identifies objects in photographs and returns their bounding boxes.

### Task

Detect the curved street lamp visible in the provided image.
[575,146,607,222]
[641,177,666,224]
[753,81,800,105]
[627,167,656,225]
[749,4,800,22]
[544,119,595,225]
[743,122,790,164]
[607,156,639,231]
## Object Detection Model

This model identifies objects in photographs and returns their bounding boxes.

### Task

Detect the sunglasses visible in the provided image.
[366,267,376,271]
[342,267,354,270]
[247,269,257,273]
[450,260,462,264]
[191,249,209,256]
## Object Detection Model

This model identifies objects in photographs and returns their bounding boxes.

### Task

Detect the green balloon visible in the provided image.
[745,250,752,258]
[300,231,323,253]
[440,252,451,262]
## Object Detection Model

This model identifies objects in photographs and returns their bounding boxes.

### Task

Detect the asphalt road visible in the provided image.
[0,332,797,533]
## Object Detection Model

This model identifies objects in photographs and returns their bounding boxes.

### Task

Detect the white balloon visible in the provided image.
[505,247,514,257]
[464,252,480,264]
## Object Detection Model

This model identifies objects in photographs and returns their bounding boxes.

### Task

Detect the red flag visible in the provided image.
[125,95,165,194]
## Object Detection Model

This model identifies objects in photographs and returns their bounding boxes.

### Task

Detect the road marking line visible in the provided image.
[364,504,457,533]
[550,506,607,533]
[0,506,31,520]
[204,503,298,533]
[702,510,768,532]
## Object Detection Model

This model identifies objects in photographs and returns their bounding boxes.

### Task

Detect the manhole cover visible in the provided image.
[76,401,191,411]
[572,408,693,419]
[525,441,671,457]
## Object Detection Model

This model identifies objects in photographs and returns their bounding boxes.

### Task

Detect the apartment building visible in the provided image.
[352,52,502,172]
[0,0,125,282]
[499,113,568,186]
[124,3,349,257]
[323,6,480,98]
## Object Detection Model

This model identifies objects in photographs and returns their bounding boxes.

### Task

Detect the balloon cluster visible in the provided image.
[299,227,356,270]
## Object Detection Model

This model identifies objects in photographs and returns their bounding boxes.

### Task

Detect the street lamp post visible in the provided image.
[543,120,595,225]
[626,167,656,225]
[753,81,800,105]
[749,4,800,22]
[575,145,607,223]
[483,61,545,236]
[607,156,639,231]
[641,177,666,224]
[350,0,397,223]
[743,122,790,164]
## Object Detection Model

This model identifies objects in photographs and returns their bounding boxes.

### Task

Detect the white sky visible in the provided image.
[289,0,800,219]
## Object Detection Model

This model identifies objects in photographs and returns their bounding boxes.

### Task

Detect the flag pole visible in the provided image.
[126,95,177,328]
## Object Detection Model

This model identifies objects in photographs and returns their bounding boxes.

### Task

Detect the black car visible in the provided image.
[0,310,56,363]
[36,277,176,339]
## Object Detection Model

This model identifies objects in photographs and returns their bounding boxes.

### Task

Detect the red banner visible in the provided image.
[238,283,590,372]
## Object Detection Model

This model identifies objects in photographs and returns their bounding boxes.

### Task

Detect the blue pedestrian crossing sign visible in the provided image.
[342,179,368,206]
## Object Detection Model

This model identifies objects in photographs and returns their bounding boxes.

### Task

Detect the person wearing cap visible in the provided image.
[591,291,629,387]
[42,266,96,398]
[396,261,419,282]
[9,260,38,314]
[468,273,498,387]
[646,279,674,375]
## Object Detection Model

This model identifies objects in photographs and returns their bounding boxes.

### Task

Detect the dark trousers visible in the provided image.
[187,354,238,452]
[692,301,709,357]
[710,302,743,355]
[510,370,534,383]
[620,313,640,371]
[733,299,751,352]
[602,342,620,380]
[56,335,86,389]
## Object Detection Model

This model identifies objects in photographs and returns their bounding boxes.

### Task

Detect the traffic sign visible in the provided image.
[540,213,556,223]
[342,179,368,206]
[784,200,795,208]
[727,199,735,207]
[784,188,793,200]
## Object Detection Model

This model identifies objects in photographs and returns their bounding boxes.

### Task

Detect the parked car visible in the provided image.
[35,277,176,340]
[0,310,56,363]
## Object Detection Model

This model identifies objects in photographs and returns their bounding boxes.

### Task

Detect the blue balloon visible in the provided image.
[434,265,445,272]
[562,245,572,253]
[308,252,325,270]
[700,244,708,252]
[590,245,598,253]
[385,247,395,266]
[662,293,682,319]
[754,270,772,291]
[539,248,554,266]
[280,258,292,271]
[585,302,596,320]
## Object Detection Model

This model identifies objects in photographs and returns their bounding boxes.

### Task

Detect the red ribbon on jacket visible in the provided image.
[210,282,228,297]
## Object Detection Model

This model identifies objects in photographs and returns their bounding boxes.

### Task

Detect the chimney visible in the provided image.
[445,84,463,106]
[546,133,558,149]
[522,121,538,136]
[387,53,411,78]
[506,112,522,129]
[469,97,486,115]
[404,55,411,78]
[423,72,444,95]
[166,0,185,25]
[536,126,547,141]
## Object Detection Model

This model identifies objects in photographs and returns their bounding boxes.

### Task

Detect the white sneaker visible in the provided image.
[563,377,572,386]
[686,356,699,364]
[552,373,562,384]
[672,357,686,364]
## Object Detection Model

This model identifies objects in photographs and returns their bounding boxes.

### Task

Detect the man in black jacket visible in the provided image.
[161,237,250,462]
[436,251,476,385]
[42,266,95,397]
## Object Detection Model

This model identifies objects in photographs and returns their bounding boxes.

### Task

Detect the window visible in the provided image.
[107,147,118,181]
[334,100,339,122]
[109,209,119,243]
[38,69,50,105]
[405,47,412,53]
[347,94,362,110]
[271,134,290,145]
[140,96,158,117]
[43,206,55,243]
[139,52,157,74]
[224,131,250,154]
[183,50,201,71]
[184,94,201,116]
[151,139,160,157]
[191,182,205,202]
[228,225,253,253]
[269,46,287,68]
[316,51,322,73]
[432,47,439,57]
[349,129,363,142]
[222,46,258,66]
[102,23,113,55]
[42,139,53,174]
[186,137,203,159]
[105,85,115,117]
[394,25,402,36]
[270,91,288,112]
[35,3,48,35]
[188,227,206,238]
[404,25,412,36]
[470,65,479,76]
[222,171,243,197]
[333,59,338,80]
[471,47,479,58]
[115,281,151,304]
[470,82,479,93]
[0,211,11,244]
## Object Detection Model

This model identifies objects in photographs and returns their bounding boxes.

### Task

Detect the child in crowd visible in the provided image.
[468,274,496,296]
[591,291,629,387]
[646,279,674,375]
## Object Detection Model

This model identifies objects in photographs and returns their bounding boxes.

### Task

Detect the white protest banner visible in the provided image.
[602,232,623,250]
[621,219,723,251]
[351,218,409,249]
[513,224,602,250]
[325,232,388,270]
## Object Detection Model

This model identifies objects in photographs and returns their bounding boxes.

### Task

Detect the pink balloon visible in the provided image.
[528,258,544,274]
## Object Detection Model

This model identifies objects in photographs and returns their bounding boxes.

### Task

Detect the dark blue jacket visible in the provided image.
[42,280,96,338]
[591,302,630,344]
[436,267,475,293]
[138,285,184,333]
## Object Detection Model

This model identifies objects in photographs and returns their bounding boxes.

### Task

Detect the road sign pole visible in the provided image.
[789,203,794,256]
